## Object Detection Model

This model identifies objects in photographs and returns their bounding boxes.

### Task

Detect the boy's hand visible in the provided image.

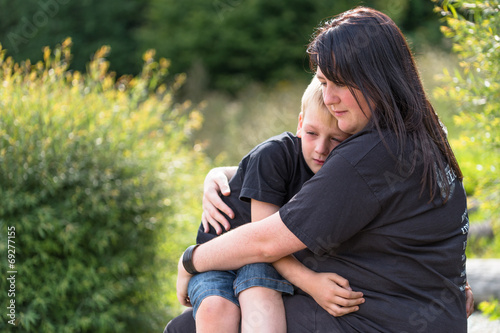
[176,255,194,307]
[306,272,365,317]
[201,167,235,234]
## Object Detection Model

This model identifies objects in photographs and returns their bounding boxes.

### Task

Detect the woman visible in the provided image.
[174,7,470,332]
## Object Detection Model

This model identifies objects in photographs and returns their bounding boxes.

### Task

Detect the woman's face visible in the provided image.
[316,67,372,135]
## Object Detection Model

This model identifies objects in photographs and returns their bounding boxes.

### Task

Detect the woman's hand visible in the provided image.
[176,255,194,307]
[201,167,237,234]
[306,272,365,317]
[465,281,474,318]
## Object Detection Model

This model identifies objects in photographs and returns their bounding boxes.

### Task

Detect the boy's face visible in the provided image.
[297,107,350,174]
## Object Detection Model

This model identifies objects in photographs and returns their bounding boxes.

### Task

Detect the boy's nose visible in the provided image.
[315,140,330,155]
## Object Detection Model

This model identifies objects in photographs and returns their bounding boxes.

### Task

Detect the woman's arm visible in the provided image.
[177,199,283,306]
[199,205,306,270]
[177,211,304,304]
[251,200,364,316]
[178,205,365,313]
[201,166,238,234]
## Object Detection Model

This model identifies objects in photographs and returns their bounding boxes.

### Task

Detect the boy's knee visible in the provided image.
[240,286,283,303]
[197,296,240,321]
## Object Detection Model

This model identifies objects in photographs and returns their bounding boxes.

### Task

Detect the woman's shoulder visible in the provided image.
[332,128,386,164]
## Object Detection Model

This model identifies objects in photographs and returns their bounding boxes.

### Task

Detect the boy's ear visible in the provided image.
[296,112,304,137]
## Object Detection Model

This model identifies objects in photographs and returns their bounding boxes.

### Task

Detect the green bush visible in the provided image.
[0,39,209,332]
[433,0,500,249]
[433,0,500,318]
[479,298,500,320]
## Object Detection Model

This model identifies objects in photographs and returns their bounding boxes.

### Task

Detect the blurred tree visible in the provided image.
[137,0,444,94]
[433,0,500,257]
[0,0,146,75]
[0,0,445,94]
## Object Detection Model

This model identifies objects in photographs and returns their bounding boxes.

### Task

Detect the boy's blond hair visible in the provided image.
[301,76,337,127]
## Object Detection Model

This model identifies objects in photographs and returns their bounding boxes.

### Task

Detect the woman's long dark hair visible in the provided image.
[307,7,462,202]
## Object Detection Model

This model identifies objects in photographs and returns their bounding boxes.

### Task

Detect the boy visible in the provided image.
[176,77,355,333]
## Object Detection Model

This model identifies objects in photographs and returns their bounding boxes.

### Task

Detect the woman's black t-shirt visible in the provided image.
[279,128,468,332]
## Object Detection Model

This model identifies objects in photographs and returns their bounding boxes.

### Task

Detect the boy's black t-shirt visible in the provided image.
[196,132,314,244]
[279,127,468,332]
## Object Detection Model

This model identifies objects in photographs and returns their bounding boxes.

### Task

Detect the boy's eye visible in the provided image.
[331,137,342,143]
[306,131,317,136]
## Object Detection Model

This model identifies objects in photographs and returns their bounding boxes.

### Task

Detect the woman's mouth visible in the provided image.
[332,110,347,117]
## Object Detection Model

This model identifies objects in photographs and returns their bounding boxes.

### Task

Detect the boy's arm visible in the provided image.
[272,256,364,317]
[251,200,364,317]
[251,198,280,221]
[202,166,238,234]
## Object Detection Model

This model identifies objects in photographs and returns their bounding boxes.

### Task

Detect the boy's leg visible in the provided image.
[188,270,241,333]
[238,286,286,333]
[234,263,294,333]
[196,296,240,333]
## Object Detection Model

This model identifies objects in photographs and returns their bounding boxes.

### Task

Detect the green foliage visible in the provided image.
[138,0,443,94]
[193,81,307,164]
[479,299,500,320]
[0,0,444,95]
[433,0,500,259]
[0,39,209,332]
[0,0,147,75]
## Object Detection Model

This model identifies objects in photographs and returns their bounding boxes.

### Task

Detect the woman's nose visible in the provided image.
[323,87,341,107]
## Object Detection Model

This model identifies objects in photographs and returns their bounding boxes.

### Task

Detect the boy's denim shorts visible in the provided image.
[187,263,294,318]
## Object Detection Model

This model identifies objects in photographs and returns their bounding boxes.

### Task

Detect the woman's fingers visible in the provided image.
[465,282,474,317]
[201,168,235,232]
[202,195,231,233]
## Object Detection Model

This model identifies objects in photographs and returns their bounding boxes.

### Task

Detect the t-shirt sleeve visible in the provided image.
[279,153,380,256]
[239,138,294,207]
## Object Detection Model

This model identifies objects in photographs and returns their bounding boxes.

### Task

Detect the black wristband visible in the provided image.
[182,244,200,275]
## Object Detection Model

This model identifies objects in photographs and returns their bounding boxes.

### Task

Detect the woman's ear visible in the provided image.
[296,112,304,137]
